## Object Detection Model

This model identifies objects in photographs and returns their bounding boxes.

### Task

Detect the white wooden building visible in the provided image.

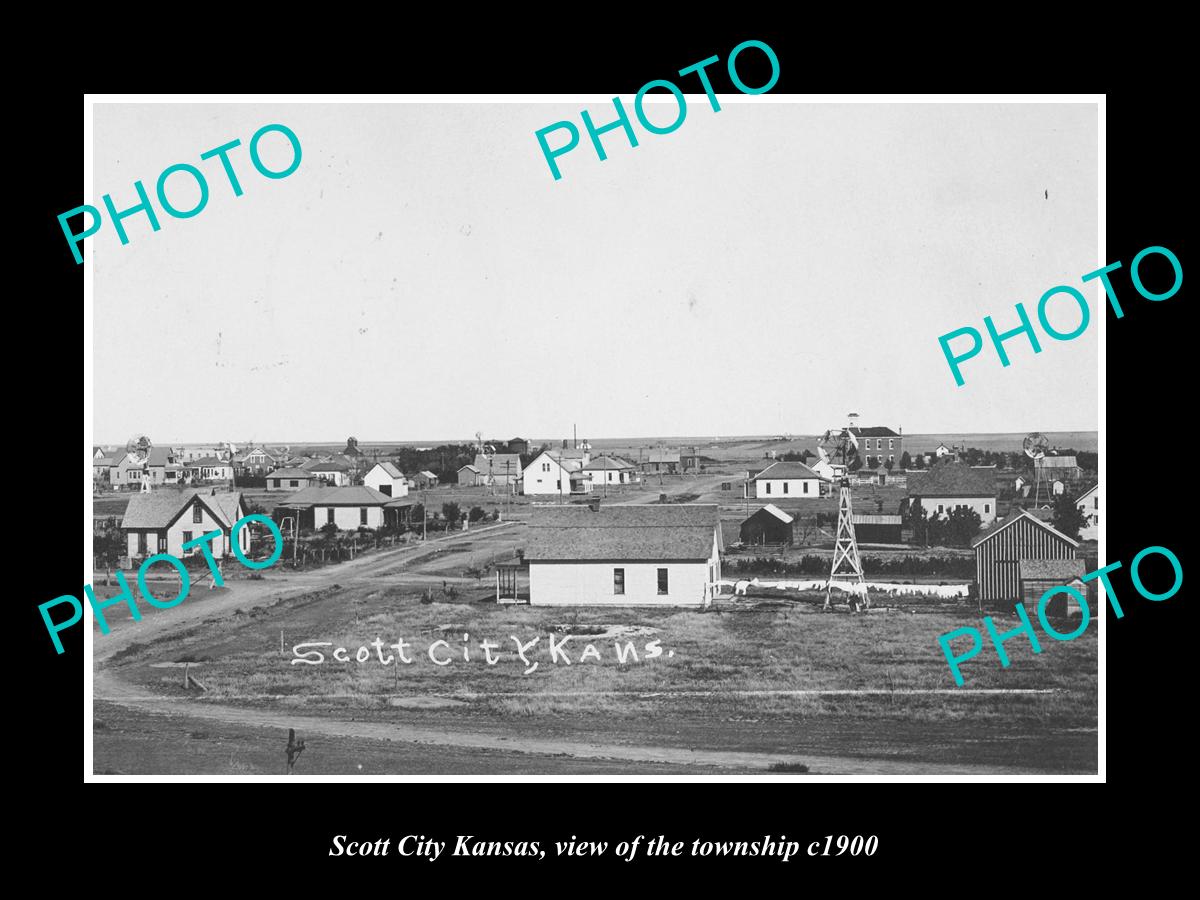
[743,460,825,500]
[1075,483,1099,540]
[523,503,722,607]
[907,461,998,524]
[122,488,250,560]
[363,461,409,498]
[522,450,592,496]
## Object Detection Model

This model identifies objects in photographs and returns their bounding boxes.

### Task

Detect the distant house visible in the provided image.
[582,455,635,487]
[934,442,955,459]
[1033,455,1080,484]
[232,446,283,476]
[850,426,902,469]
[122,488,250,561]
[523,503,722,607]
[412,470,439,489]
[472,453,523,487]
[807,457,844,482]
[265,468,314,492]
[275,485,391,531]
[144,447,183,485]
[508,437,530,455]
[364,462,409,498]
[306,460,351,487]
[186,456,234,483]
[110,452,146,488]
[744,461,824,500]
[1075,484,1099,541]
[522,450,592,496]
[740,504,794,546]
[907,461,997,524]
[972,508,1079,603]
[852,513,903,543]
[639,449,680,474]
[457,464,481,486]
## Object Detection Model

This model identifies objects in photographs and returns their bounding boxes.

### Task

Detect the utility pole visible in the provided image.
[422,487,427,541]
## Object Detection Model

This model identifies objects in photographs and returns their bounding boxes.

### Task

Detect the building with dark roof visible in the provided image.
[907,460,998,524]
[122,488,249,561]
[740,504,795,546]
[850,426,902,469]
[272,485,391,531]
[266,468,314,492]
[744,460,825,500]
[523,503,722,607]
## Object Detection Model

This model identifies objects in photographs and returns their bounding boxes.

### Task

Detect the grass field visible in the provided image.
[97,574,1097,774]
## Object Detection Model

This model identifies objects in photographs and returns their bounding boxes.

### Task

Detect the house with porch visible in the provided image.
[122,488,250,562]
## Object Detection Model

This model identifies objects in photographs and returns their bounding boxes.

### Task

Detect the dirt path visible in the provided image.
[93,670,1037,775]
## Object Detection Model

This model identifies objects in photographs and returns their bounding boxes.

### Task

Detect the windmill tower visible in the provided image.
[1023,432,1052,507]
[819,414,868,613]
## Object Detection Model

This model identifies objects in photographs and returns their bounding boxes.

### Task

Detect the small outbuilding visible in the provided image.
[739,504,795,546]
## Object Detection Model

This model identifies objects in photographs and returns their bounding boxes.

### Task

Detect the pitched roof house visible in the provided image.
[122,488,250,561]
[907,461,998,523]
[523,503,723,607]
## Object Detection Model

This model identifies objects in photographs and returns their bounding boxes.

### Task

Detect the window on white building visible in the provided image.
[765,483,771,494]
[327,508,335,524]
[613,568,625,595]
[657,568,669,595]
[984,504,990,513]
[783,482,789,494]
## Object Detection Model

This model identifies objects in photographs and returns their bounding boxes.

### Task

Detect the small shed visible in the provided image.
[972,508,1079,603]
[1020,558,1088,617]
[740,503,795,546]
[457,464,481,486]
[852,513,902,543]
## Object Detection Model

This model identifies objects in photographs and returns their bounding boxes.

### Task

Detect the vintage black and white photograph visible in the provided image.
[87,98,1099,776]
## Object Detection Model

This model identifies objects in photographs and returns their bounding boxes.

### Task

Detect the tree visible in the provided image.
[442,502,461,530]
[913,454,926,470]
[900,451,912,469]
[944,506,983,547]
[468,505,487,522]
[885,458,895,471]
[1052,491,1089,540]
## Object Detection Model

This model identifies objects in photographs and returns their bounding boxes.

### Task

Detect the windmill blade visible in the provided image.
[846,431,859,449]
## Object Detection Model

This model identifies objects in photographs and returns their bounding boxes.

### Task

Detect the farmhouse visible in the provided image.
[523,503,723,607]
[276,485,391,531]
[522,450,592,496]
[364,461,409,497]
[122,488,250,561]
[907,461,997,524]
[639,449,680,474]
[266,468,314,491]
[852,513,903,543]
[971,507,1079,603]
[740,504,794,546]
[1075,484,1099,541]
[582,455,635,487]
[412,470,439,489]
[744,461,825,500]
[306,460,352,487]
[186,456,234,483]
[472,453,523,487]
[850,426,902,469]
[232,446,284,476]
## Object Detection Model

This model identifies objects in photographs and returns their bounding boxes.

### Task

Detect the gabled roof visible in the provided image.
[583,455,634,471]
[849,426,900,438]
[308,460,351,472]
[189,456,228,467]
[474,453,522,473]
[370,461,404,478]
[144,446,176,466]
[1019,558,1086,580]
[122,489,243,530]
[971,507,1080,549]
[283,486,392,507]
[1075,484,1098,503]
[852,513,903,525]
[418,470,438,479]
[751,461,825,481]
[908,461,995,498]
[525,526,717,561]
[645,449,681,463]
[753,503,794,524]
[268,468,311,479]
[1034,455,1078,468]
[458,464,480,474]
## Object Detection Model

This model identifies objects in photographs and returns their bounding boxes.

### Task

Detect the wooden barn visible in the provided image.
[740,504,794,546]
[852,513,902,543]
[971,508,1079,603]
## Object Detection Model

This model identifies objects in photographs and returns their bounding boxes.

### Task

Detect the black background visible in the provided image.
[19,22,1188,881]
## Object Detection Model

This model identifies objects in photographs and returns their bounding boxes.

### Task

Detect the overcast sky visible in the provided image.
[92,101,1098,445]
